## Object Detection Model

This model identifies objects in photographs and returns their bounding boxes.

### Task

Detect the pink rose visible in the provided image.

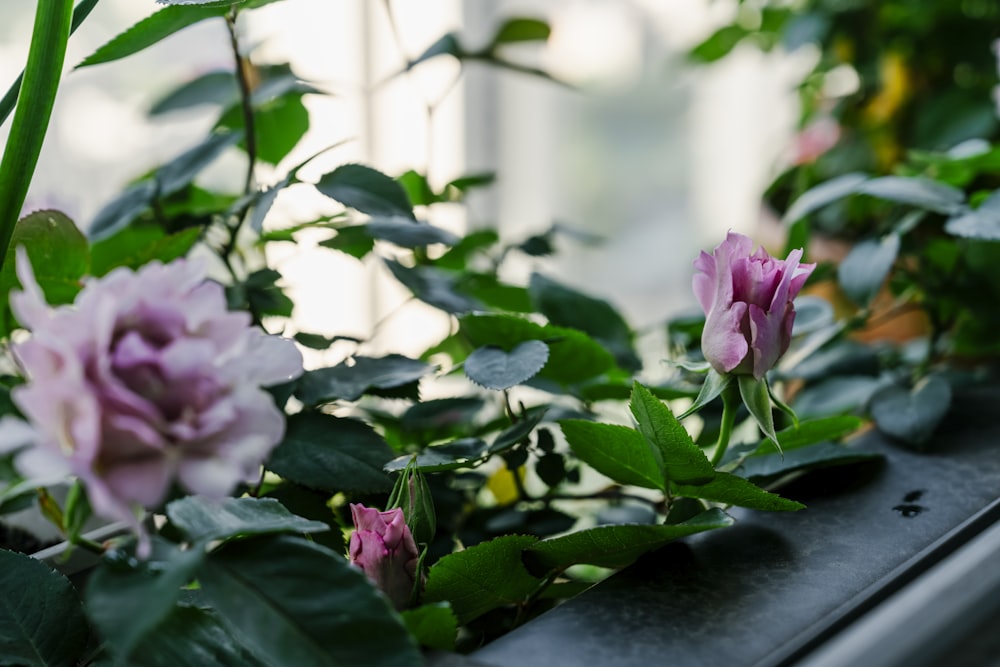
[348,504,419,610]
[9,249,302,546]
[693,232,815,379]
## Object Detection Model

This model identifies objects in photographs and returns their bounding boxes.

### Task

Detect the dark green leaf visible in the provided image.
[460,313,615,385]
[528,272,639,371]
[125,605,267,667]
[744,416,864,457]
[422,535,540,624]
[838,233,900,306]
[465,341,550,390]
[782,172,869,224]
[408,33,463,70]
[264,482,345,554]
[88,181,157,241]
[679,369,731,418]
[527,509,733,570]
[157,131,242,197]
[76,4,230,68]
[455,272,533,312]
[869,375,952,447]
[489,18,551,49]
[315,163,414,219]
[268,412,395,493]
[857,176,965,214]
[629,383,714,485]
[489,410,546,454]
[217,92,309,165]
[674,472,805,511]
[945,189,1000,240]
[401,603,457,651]
[166,496,329,544]
[90,225,199,276]
[793,375,886,418]
[366,218,460,247]
[0,548,89,666]
[384,259,480,314]
[738,375,779,449]
[292,332,361,350]
[383,438,489,473]
[559,420,664,490]
[199,535,420,667]
[319,225,375,259]
[400,397,484,435]
[85,540,203,662]
[149,70,237,115]
[241,267,293,318]
[295,354,433,405]
[740,442,882,480]
[396,170,438,207]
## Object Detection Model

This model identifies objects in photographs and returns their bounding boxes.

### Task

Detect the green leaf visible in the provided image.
[384,259,481,314]
[241,268,294,318]
[455,272,533,312]
[793,375,886,418]
[396,170,438,206]
[407,33,463,70]
[87,181,157,241]
[856,176,965,214]
[738,375,779,449]
[489,409,546,455]
[315,163,414,219]
[319,225,375,259]
[945,190,1000,240]
[77,4,230,68]
[422,535,541,624]
[263,483,345,555]
[149,70,238,115]
[837,233,900,306]
[528,272,639,371]
[433,229,499,270]
[464,341,550,390]
[678,369,731,418]
[559,420,664,490]
[0,548,89,667]
[85,541,203,663]
[383,438,489,473]
[217,92,309,165]
[166,496,329,544]
[400,603,457,651]
[674,472,805,511]
[460,313,616,386]
[739,416,864,457]
[782,172,869,224]
[124,605,267,667]
[740,442,882,480]
[365,218,459,247]
[156,131,242,198]
[90,225,199,276]
[268,412,395,493]
[629,383,715,485]
[527,509,733,571]
[688,24,748,62]
[489,18,551,49]
[295,354,434,405]
[869,375,952,447]
[199,535,421,667]
[387,460,437,545]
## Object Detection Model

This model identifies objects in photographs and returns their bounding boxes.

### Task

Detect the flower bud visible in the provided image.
[693,232,815,379]
[348,504,420,610]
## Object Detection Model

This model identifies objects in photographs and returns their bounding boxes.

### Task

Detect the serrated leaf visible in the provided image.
[124,605,267,667]
[465,341,549,390]
[527,509,733,571]
[77,4,230,69]
[856,176,965,214]
[869,375,952,447]
[559,420,664,490]
[383,438,489,473]
[295,355,433,405]
[1,210,88,308]
[422,535,540,624]
[460,313,615,386]
[838,233,900,306]
[268,412,395,493]
[782,172,869,224]
[629,383,714,485]
[315,163,414,219]
[85,540,203,663]
[738,375,779,448]
[199,535,420,667]
[166,496,329,544]
[674,472,804,511]
[365,218,460,247]
[401,603,457,651]
[0,548,89,667]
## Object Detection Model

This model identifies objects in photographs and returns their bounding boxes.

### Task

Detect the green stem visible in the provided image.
[0,0,74,273]
[0,0,99,127]
[711,384,739,467]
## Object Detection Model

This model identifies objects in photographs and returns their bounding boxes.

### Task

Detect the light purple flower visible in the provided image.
[9,249,302,547]
[693,232,815,379]
[349,503,419,610]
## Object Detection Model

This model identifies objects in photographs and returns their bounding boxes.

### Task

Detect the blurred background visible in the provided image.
[0,0,925,356]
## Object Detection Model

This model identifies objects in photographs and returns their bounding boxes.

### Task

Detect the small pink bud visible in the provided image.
[348,504,420,610]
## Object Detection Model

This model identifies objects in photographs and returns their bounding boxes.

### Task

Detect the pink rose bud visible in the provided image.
[693,232,815,379]
[349,504,420,610]
[9,249,303,552]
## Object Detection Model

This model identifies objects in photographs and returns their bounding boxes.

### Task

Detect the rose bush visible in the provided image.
[8,249,302,549]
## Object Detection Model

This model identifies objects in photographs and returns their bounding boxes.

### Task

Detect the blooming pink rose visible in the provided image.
[693,232,815,379]
[9,249,302,546]
[348,504,419,610]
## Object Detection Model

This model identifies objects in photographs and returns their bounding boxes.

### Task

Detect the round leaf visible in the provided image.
[464,340,550,390]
